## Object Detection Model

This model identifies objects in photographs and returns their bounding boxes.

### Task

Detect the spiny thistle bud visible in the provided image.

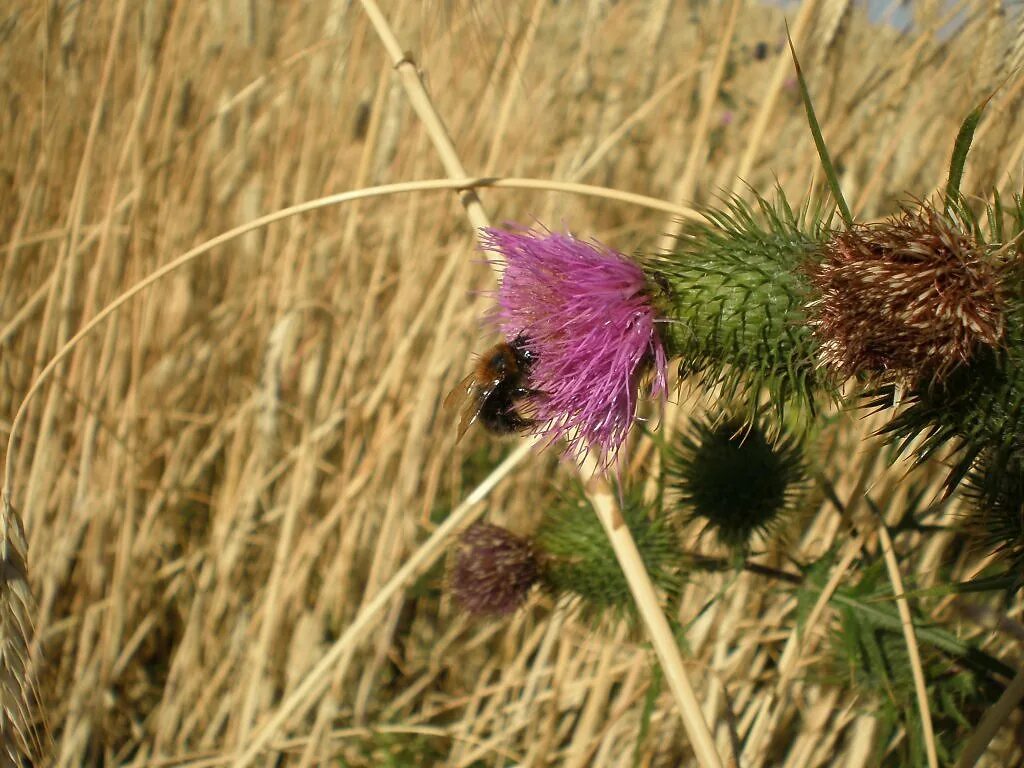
[450,522,539,617]
[962,455,1024,573]
[806,202,1004,384]
[644,192,831,423]
[534,486,679,621]
[667,413,805,551]
[483,226,667,468]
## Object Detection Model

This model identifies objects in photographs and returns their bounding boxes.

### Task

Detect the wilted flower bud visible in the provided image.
[807,202,1004,383]
[483,227,667,467]
[450,522,539,616]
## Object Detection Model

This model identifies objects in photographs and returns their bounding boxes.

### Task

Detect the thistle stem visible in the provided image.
[584,469,724,768]
[350,3,723,766]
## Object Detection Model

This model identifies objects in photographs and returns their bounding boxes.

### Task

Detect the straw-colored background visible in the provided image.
[2,0,1023,764]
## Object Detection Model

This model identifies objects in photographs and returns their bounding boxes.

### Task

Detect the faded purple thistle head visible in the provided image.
[483,226,668,466]
[450,522,539,617]
[807,203,1004,384]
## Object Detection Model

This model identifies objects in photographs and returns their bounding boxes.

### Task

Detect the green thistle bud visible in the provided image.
[534,486,679,621]
[666,413,805,551]
[644,192,833,422]
[450,523,540,617]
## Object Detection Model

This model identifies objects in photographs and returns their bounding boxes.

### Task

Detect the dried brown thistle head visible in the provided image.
[806,202,1005,383]
[450,522,539,617]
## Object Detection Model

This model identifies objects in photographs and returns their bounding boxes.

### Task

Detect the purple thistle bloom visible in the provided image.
[483,226,668,466]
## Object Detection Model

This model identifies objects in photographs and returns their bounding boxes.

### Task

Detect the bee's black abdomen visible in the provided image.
[479,380,535,435]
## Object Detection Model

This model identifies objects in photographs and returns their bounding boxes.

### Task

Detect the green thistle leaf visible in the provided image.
[818,563,1002,766]
[945,98,990,212]
[962,454,1024,575]
[787,28,853,227]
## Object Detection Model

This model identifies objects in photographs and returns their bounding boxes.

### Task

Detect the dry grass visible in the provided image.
[1,0,1023,765]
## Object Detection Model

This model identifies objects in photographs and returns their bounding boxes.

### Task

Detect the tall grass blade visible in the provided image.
[787,26,853,227]
[945,98,990,212]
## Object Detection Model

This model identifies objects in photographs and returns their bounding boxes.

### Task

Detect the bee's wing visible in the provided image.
[444,371,500,443]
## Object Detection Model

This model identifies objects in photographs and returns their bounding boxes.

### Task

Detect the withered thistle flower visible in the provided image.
[450,522,539,617]
[667,413,805,551]
[484,227,667,467]
[807,202,1004,383]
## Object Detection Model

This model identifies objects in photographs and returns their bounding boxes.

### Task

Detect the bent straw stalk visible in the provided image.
[1,175,696,521]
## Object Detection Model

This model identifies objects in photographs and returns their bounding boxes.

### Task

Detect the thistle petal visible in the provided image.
[483,227,667,466]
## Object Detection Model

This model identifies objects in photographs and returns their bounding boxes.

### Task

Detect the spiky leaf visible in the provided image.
[962,454,1024,574]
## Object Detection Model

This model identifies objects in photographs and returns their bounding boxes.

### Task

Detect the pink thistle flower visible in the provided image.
[483,226,668,466]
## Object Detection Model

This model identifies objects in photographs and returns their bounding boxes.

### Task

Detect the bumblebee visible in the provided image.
[445,335,539,441]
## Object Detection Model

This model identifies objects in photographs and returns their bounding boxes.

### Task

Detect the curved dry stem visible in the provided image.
[0,175,696,511]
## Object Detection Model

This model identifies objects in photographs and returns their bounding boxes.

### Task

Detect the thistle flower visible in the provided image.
[450,522,539,617]
[806,202,1004,384]
[667,413,805,551]
[484,227,667,466]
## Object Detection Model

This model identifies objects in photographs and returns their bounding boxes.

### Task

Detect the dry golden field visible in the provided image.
[2,0,1024,765]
